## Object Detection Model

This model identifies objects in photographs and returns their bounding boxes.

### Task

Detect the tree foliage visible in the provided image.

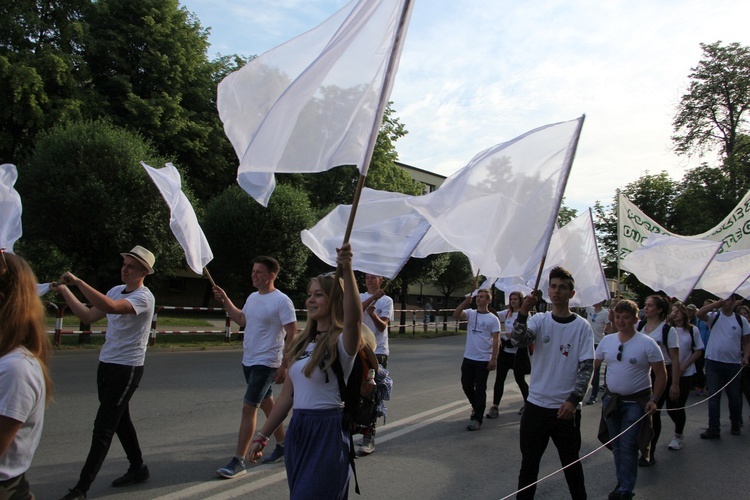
[0,0,89,162]
[673,41,750,198]
[16,119,185,289]
[201,184,315,300]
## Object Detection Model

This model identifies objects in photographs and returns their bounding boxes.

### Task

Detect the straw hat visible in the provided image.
[120,246,155,274]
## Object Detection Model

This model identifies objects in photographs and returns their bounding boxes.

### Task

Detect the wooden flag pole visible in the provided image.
[203,267,217,288]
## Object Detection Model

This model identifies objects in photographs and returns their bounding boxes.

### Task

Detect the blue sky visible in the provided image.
[180,0,750,213]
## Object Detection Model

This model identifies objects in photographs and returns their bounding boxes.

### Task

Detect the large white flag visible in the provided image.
[618,189,750,261]
[693,248,750,299]
[406,116,584,278]
[218,0,414,206]
[300,188,429,278]
[621,233,721,301]
[0,163,22,253]
[535,209,609,307]
[141,162,213,275]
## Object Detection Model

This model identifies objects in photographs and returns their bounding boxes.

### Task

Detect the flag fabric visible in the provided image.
[217,0,414,206]
[618,188,750,261]
[300,188,429,278]
[693,248,750,299]
[0,163,22,253]
[535,209,610,307]
[406,116,585,278]
[621,233,721,301]
[141,162,213,275]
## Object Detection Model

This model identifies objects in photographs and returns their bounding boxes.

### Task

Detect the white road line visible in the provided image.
[151,398,484,500]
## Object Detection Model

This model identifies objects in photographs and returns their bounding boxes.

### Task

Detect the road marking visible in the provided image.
[152,397,507,500]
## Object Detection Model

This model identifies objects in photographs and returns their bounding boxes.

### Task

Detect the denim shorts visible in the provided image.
[242,364,277,406]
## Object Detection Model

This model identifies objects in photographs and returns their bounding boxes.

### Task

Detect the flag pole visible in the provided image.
[616,189,622,299]
[531,114,585,298]
[342,0,413,245]
[203,267,217,288]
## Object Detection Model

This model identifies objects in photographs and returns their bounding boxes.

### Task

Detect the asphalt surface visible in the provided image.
[28,335,750,499]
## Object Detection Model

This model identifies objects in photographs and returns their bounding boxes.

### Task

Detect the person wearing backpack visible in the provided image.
[246,244,361,499]
[358,274,394,455]
[635,295,680,467]
[454,288,500,431]
[696,294,750,439]
[665,302,704,450]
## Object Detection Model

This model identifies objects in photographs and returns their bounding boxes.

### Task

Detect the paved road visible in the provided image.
[29,336,750,499]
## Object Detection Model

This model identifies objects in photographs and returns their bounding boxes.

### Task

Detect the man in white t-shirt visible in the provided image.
[696,294,750,438]
[53,246,156,500]
[585,300,609,405]
[454,289,500,431]
[213,256,297,478]
[358,274,394,455]
[511,266,594,500]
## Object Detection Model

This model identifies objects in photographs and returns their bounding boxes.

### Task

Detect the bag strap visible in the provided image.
[331,353,361,495]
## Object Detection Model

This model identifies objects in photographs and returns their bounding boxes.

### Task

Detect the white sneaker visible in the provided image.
[667,436,683,450]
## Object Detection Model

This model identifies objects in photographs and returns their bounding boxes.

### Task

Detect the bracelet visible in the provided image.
[251,438,267,449]
[649,396,659,403]
[256,431,269,440]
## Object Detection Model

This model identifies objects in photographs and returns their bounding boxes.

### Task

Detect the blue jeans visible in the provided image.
[705,359,742,431]
[603,395,645,496]
[242,364,276,406]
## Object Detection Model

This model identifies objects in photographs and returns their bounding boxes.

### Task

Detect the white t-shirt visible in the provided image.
[360,292,394,356]
[498,309,519,354]
[585,307,609,344]
[242,290,297,368]
[525,312,595,409]
[463,309,500,362]
[0,348,46,480]
[638,320,678,365]
[675,325,704,377]
[288,334,356,410]
[99,285,155,366]
[596,332,663,395]
[705,311,750,364]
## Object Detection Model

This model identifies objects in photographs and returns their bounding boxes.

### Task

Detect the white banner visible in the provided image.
[0,163,22,252]
[407,116,584,278]
[218,0,414,206]
[621,233,721,301]
[142,162,213,275]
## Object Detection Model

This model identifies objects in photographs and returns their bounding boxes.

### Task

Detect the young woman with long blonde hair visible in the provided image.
[0,251,52,498]
[247,244,361,499]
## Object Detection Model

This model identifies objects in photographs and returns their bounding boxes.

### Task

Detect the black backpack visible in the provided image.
[637,320,671,348]
[331,344,379,495]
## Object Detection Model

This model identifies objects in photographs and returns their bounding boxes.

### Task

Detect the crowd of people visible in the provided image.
[2,244,749,500]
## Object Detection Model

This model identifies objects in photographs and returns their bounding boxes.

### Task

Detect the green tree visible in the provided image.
[558,198,578,226]
[392,254,449,334]
[16,119,185,289]
[201,184,315,302]
[0,0,89,162]
[84,0,236,198]
[432,252,473,329]
[673,41,750,198]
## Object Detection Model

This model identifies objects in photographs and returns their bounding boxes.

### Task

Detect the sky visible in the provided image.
[179,0,750,214]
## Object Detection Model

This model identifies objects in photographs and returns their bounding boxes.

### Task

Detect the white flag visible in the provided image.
[406,116,584,278]
[141,162,213,275]
[0,163,22,253]
[621,233,721,301]
[693,248,750,299]
[218,0,414,206]
[301,188,429,278]
[535,210,609,307]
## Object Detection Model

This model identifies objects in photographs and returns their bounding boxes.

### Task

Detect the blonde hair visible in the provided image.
[288,273,346,377]
[0,252,53,402]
